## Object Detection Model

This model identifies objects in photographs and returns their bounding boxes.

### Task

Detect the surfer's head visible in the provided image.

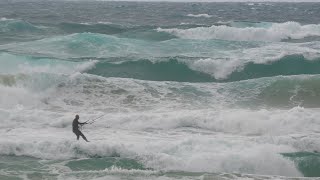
[75,114,79,119]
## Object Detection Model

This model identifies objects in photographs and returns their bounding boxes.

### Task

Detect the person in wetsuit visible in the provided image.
[72,115,89,142]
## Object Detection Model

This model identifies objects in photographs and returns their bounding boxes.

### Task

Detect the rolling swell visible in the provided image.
[0,18,41,33]
[86,55,320,83]
[0,18,44,44]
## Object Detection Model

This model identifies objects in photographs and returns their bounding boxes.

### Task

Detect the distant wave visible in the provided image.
[0,17,14,21]
[58,22,127,35]
[0,20,177,43]
[3,30,319,61]
[157,21,320,42]
[58,22,180,41]
[187,14,212,18]
[0,18,42,33]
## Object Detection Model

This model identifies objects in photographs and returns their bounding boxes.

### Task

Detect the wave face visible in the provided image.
[86,59,214,82]
[282,152,320,177]
[1,1,320,180]
[85,55,320,82]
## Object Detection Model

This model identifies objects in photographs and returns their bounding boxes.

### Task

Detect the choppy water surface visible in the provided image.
[0,1,320,179]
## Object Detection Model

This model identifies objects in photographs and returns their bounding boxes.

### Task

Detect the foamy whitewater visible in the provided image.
[0,1,320,180]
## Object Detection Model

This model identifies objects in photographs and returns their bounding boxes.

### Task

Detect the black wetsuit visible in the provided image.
[72,118,89,142]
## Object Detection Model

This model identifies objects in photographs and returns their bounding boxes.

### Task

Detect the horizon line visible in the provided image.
[13,0,320,2]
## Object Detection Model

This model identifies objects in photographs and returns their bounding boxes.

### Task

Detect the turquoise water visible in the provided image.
[282,152,320,177]
[0,1,320,179]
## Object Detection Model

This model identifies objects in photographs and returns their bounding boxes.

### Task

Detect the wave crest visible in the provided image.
[187,14,212,18]
[157,22,320,42]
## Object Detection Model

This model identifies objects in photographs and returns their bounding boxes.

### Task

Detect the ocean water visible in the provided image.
[0,1,320,179]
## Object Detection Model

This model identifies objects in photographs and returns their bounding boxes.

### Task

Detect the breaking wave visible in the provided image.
[157,21,320,42]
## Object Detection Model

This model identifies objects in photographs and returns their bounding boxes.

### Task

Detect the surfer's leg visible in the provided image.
[73,131,80,140]
[79,131,89,142]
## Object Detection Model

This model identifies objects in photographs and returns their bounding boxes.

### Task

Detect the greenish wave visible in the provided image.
[256,75,320,108]
[2,51,320,108]
[0,32,251,59]
[86,55,320,82]
[282,152,320,177]
[1,154,316,179]
[0,19,41,33]
[0,18,45,44]
[226,55,320,82]
[66,157,147,171]
[86,59,214,82]
[0,155,150,180]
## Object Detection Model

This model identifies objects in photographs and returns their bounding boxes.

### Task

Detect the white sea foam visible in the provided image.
[0,52,97,75]
[94,106,320,137]
[79,22,91,25]
[80,22,113,25]
[0,86,41,109]
[0,17,8,21]
[0,17,16,21]
[157,21,320,42]
[0,124,305,176]
[187,14,212,18]
[187,42,320,79]
[0,70,319,176]
[75,60,98,73]
[98,21,113,24]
